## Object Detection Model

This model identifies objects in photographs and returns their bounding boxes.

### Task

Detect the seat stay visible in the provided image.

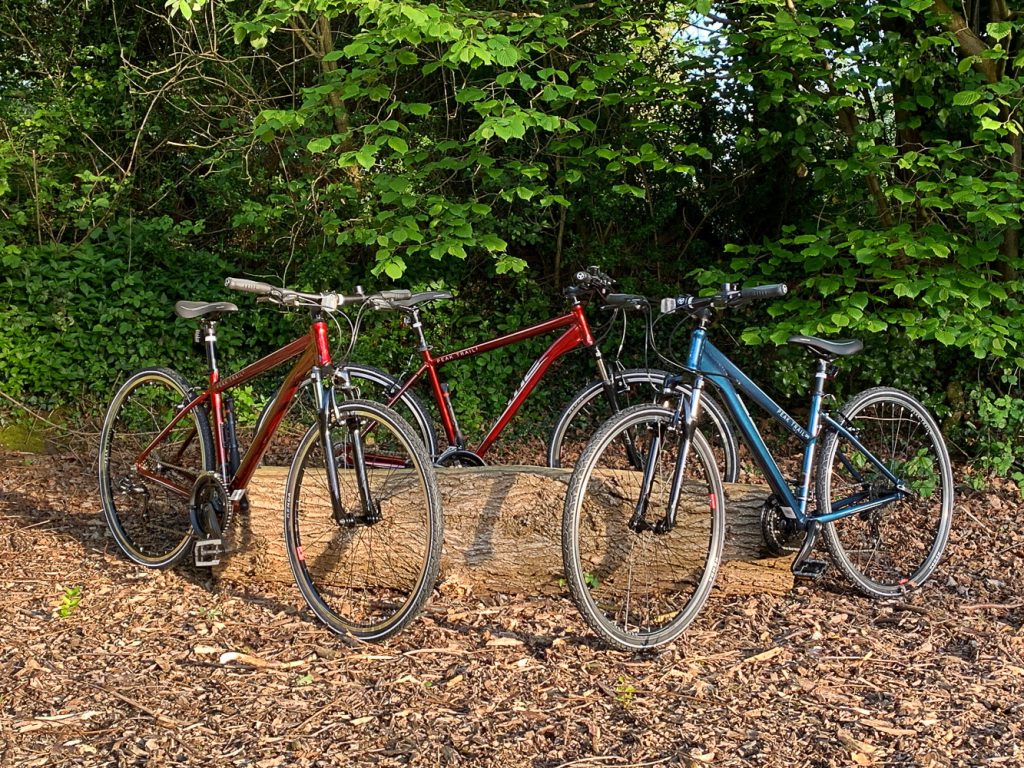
[134,389,211,498]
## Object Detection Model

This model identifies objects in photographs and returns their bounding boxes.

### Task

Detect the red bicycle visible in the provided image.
[97,278,443,642]
[339,267,739,475]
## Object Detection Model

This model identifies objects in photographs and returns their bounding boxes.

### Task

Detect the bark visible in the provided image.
[216,466,796,597]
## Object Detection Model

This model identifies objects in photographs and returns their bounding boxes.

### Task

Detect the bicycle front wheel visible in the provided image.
[284,399,443,641]
[562,404,725,651]
[98,367,213,568]
[817,387,954,598]
[548,369,739,482]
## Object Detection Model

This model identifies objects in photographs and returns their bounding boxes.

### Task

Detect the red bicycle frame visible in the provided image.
[388,302,603,458]
[133,317,333,500]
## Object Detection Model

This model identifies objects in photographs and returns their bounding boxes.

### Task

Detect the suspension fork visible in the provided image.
[316,368,346,524]
[627,376,704,534]
[594,351,649,470]
[319,368,376,524]
[659,376,706,533]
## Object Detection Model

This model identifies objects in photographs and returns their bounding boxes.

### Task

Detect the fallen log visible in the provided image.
[216,466,794,596]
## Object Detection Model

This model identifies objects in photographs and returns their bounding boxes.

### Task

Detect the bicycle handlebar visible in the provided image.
[225,277,411,312]
[660,283,789,315]
[225,277,274,295]
[739,283,789,302]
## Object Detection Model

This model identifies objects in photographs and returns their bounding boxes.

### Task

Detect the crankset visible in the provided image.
[760,495,803,556]
[434,448,486,467]
[189,472,232,567]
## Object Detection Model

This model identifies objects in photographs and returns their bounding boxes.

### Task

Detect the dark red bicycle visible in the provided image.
[97,278,443,642]
[339,267,739,476]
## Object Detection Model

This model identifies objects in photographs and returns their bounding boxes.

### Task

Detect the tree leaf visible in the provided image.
[306,137,332,153]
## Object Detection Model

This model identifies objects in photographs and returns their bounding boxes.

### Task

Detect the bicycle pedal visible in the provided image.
[792,559,828,581]
[194,538,223,567]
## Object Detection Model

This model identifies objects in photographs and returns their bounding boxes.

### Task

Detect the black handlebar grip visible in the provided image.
[739,283,788,301]
[378,289,412,302]
[225,277,274,295]
[605,293,648,309]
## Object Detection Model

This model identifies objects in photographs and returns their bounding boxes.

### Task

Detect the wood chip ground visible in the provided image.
[1,450,1021,767]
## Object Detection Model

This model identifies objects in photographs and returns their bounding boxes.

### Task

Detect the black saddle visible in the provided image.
[787,335,863,358]
[174,301,239,320]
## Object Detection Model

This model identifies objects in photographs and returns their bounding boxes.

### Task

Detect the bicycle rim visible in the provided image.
[285,399,442,641]
[818,387,954,597]
[562,404,725,651]
[98,368,212,567]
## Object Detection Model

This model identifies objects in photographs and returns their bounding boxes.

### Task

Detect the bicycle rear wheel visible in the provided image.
[548,369,739,482]
[98,367,213,567]
[284,399,443,641]
[561,404,725,651]
[817,387,954,598]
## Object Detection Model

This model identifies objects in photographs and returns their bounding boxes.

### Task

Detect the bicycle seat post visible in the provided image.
[398,305,428,353]
[197,317,231,482]
[198,318,220,378]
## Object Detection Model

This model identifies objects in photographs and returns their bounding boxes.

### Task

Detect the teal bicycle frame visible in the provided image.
[673,328,908,528]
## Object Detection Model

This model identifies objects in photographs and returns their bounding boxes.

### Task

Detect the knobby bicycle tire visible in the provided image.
[98,367,213,568]
[284,399,443,641]
[816,387,954,598]
[562,404,725,651]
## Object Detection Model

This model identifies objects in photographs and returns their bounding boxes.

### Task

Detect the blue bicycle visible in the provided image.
[561,283,954,651]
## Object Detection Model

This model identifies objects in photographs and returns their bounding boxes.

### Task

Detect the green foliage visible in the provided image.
[233,0,707,280]
[963,385,1024,489]
[0,0,1022,479]
[0,219,296,407]
[613,674,636,707]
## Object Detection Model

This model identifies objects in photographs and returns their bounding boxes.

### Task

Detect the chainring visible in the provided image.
[189,472,233,539]
[435,448,486,467]
[760,495,803,556]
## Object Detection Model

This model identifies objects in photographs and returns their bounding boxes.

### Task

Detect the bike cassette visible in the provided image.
[189,472,232,567]
[760,495,803,556]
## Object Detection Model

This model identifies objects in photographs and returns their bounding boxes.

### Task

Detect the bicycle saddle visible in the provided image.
[174,301,239,320]
[787,335,863,358]
[390,291,453,308]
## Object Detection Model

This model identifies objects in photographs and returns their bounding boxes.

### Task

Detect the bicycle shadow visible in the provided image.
[437,464,570,597]
[0,451,300,615]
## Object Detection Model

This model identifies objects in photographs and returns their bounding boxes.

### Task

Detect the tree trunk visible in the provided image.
[216,466,795,597]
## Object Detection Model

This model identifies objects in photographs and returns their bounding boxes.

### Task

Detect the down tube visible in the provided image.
[697,343,807,514]
[474,323,588,457]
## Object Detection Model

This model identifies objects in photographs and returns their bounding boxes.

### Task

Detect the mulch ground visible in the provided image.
[1,449,1022,767]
